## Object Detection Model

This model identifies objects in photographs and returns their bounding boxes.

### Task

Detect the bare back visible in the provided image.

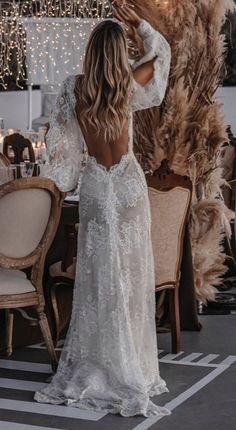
[74,57,155,169]
[75,94,130,169]
[74,75,131,169]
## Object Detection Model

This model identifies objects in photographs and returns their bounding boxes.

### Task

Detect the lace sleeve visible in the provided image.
[131,20,171,112]
[40,76,83,192]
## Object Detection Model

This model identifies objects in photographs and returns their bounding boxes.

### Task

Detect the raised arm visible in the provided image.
[131,20,171,111]
[40,76,83,192]
[113,2,171,111]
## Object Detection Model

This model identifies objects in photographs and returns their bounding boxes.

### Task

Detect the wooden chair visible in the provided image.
[0,153,10,167]
[146,159,192,354]
[3,133,35,164]
[0,177,64,370]
[0,153,16,185]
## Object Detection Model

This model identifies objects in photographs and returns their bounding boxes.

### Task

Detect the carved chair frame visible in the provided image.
[0,177,64,369]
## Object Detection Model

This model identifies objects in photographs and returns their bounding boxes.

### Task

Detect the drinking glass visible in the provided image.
[20,161,34,178]
[135,153,143,164]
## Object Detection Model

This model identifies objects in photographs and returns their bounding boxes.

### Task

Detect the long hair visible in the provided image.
[75,20,133,143]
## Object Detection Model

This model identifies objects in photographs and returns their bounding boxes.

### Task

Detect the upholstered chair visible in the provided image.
[146,159,192,354]
[0,177,64,371]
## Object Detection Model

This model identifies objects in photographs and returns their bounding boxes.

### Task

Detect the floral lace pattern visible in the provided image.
[131,20,171,112]
[36,20,171,417]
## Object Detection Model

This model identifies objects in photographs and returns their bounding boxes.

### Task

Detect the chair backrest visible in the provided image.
[3,133,35,164]
[0,178,63,269]
[0,153,10,167]
[146,159,192,287]
[0,154,12,185]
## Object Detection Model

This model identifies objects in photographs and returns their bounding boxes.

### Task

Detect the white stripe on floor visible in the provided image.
[160,352,184,360]
[0,422,59,430]
[132,355,235,430]
[178,353,203,362]
[0,360,52,374]
[218,355,236,366]
[197,354,219,364]
[0,378,47,391]
[27,343,45,349]
[27,340,64,351]
[27,345,62,351]
[159,357,218,368]
[56,340,65,347]
[0,399,106,421]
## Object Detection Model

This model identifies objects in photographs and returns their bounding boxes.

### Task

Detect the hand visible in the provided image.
[112,1,142,29]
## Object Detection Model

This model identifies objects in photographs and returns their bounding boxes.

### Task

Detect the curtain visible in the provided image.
[22,18,100,85]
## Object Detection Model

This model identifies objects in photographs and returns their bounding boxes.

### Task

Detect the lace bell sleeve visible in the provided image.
[131,20,171,112]
[40,76,83,192]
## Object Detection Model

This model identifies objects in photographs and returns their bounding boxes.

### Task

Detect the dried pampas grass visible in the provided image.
[131,0,236,301]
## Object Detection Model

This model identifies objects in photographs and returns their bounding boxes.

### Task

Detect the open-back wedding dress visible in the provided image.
[34,20,171,417]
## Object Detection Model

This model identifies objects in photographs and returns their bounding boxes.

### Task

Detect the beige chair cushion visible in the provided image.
[0,268,35,295]
[0,188,51,258]
[148,187,191,286]
[49,258,76,280]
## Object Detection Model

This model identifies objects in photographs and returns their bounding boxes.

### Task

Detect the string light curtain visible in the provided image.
[23,18,99,85]
[0,1,112,88]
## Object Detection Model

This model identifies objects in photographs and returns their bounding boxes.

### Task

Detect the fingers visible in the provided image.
[112,1,141,27]
[113,8,127,23]
[112,1,134,15]
[112,0,127,9]
[113,4,134,20]
[113,5,128,23]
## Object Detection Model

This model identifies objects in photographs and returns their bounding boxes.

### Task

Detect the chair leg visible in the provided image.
[46,277,74,347]
[35,305,58,372]
[45,279,60,347]
[169,287,181,354]
[50,283,60,347]
[5,309,14,357]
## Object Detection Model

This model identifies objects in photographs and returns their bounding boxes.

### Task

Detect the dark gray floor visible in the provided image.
[0,312,236,430]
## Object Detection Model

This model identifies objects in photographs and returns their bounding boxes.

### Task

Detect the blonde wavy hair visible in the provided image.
[75,20,133,143]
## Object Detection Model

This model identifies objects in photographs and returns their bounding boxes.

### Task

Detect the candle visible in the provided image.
[32,142,40,160]
[0,134,3,153]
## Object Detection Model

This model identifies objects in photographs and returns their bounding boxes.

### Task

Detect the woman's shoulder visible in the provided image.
[61,74,76,87]
[60,74,83,89]
[60,74,84,104]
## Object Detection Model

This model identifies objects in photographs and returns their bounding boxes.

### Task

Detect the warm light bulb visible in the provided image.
[0,1,112,88]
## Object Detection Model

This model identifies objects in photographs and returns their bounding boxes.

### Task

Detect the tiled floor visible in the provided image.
[0,312,236,430]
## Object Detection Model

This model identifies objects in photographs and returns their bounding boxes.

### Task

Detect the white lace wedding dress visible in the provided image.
[34,20,171,417]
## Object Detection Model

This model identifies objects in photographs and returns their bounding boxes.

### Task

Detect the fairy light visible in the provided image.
[0,1,112,88]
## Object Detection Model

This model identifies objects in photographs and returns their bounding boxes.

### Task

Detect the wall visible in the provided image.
[216,86,236,135]
[0,90,41,130]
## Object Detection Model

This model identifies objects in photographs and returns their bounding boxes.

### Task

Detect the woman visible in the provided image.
[34,2,171,418]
